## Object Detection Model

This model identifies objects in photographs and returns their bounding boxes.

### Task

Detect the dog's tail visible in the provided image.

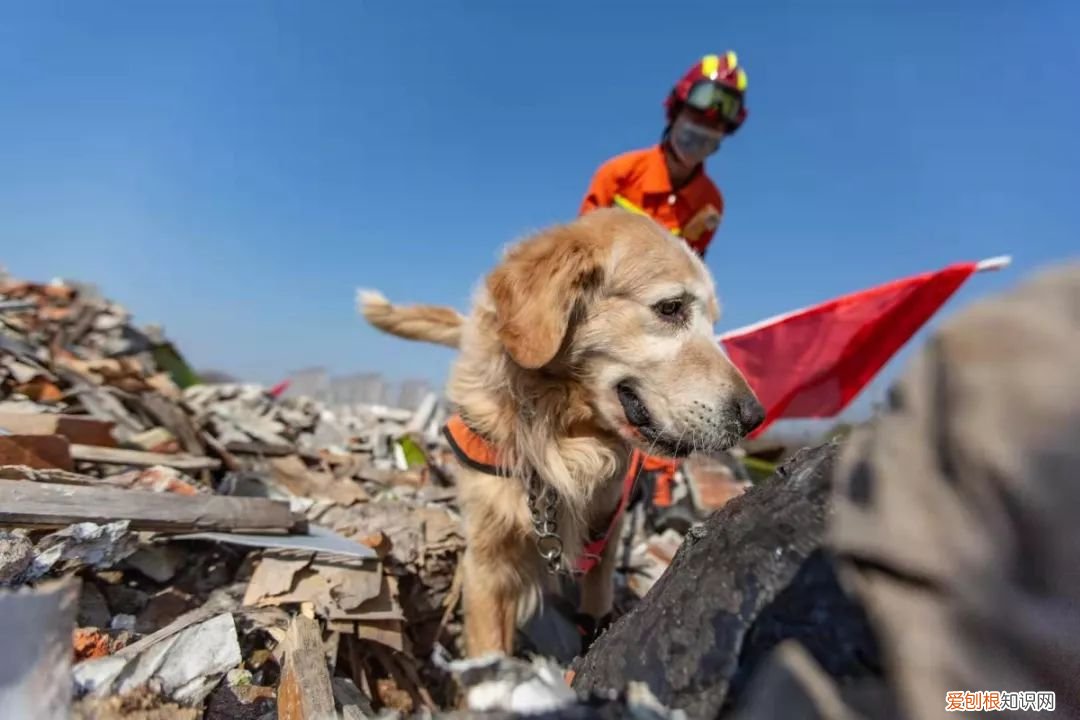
[356,288,465,349]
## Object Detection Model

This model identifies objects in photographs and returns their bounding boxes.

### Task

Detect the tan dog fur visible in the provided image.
[358,208,761,657]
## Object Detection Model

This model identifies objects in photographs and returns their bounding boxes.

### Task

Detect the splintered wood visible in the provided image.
[278,615,336,720]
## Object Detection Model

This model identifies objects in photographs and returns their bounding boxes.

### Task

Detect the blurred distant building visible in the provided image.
[397,378,433,411]
[283,368,441,411]
[282,366,331,404]
[329,372,390,406]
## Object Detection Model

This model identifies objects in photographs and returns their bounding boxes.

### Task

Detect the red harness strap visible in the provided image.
[577,448,644,574]
[442,413,644,574]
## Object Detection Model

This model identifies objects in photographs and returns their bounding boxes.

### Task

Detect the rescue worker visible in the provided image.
[578,52,750,511]
[579,51,749,259]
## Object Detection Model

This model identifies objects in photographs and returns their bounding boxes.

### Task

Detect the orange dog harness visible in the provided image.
[442,414,644,574]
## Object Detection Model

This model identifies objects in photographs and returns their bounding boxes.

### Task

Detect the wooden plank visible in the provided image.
[69,444,221,471]
[0,435,74,471]
[278,615,336,720]
[0,412,117,448]
[0,478,298,532]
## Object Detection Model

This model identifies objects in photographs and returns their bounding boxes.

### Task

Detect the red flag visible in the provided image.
[720,261,980,437]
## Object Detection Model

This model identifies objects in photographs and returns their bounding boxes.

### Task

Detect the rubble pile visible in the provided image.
[0,272,478,718]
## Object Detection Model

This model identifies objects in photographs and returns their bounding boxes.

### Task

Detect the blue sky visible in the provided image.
[2,1,1077,420]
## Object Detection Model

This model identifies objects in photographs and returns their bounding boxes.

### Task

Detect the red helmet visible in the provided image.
[665,52,749,133]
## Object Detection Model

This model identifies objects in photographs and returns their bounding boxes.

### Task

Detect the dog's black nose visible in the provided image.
[734,394,765,435]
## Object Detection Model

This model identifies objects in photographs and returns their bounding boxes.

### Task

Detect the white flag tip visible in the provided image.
[976,255,1012,272]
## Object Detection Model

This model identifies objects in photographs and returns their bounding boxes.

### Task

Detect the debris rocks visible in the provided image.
[0,530,34,584]
[1,271,467,717]
[27,521,140,581]
[74,608,243,706]
[441,653,577,715]
[184,383,322,455]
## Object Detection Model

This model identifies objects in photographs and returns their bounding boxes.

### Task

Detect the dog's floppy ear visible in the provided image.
[486,223,606,369]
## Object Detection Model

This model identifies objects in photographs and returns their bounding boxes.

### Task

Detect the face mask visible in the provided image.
[669,117,725,166]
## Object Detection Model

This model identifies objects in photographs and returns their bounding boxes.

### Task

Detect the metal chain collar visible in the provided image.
[527,472,564,575]
[526,472,606,576]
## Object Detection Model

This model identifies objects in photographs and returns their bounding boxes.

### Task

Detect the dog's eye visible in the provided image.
[653,298,685,319]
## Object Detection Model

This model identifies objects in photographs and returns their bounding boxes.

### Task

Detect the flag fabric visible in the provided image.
[720,261,980,437]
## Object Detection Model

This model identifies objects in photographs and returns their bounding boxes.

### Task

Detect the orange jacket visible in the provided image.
[579,144,725,258]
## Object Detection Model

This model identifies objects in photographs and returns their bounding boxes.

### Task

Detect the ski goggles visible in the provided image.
[685,81,744,127]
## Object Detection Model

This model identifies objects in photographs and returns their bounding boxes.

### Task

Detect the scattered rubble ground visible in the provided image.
[2,270,761,718]
[0,270,477,718]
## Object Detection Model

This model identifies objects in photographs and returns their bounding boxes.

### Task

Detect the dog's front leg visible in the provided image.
[461,543,526,657]
[578,513,624,622]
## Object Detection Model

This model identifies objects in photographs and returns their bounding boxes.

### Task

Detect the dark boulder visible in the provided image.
[571,441,882,718]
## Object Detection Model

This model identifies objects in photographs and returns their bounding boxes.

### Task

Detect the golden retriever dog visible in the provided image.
[358,208,763,658]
